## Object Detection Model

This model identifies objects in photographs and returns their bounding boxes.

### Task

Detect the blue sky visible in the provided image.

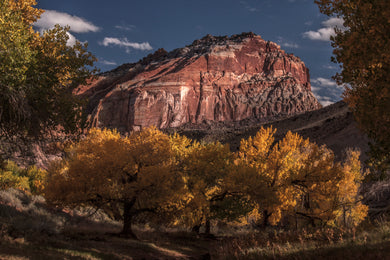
[35,0,345,106]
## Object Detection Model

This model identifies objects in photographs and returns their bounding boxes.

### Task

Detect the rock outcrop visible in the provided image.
[76,32,321,131]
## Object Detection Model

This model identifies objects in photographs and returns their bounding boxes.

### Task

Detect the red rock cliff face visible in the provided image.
[76,33,321,131]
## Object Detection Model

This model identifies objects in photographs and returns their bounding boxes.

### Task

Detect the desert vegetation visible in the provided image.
[42,127,367,237]
[1,126,374,259]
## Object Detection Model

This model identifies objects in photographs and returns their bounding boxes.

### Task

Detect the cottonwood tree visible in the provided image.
[237,127,368,228]
[45,127,185,239]
[0,0,96,139]
[315,0,390,174]
[293,144,343,226]
[177,140,252,234]
[293,146,368,227]
[237,128,311,226]
[336,149,368,226]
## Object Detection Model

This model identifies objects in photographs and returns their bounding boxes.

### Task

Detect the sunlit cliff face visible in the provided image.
[76,33,321,132]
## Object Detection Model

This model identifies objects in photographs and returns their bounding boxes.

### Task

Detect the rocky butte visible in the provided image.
[76,32,322,132]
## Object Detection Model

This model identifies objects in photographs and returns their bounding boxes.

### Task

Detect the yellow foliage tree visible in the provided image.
[293,144,343,226]
[180,141,230,233]
[0,0,96,138]
[237,127,368,227]
[336,149,368,227]
[174,140,253,234]
[0,160,46,194]
[45,127,184,239]
[315,0,390,173]
[294,146,368,227]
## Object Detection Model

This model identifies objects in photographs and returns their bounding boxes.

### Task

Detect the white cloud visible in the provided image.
[312,90,335,106]
[303,17,345,41]
[101,37,153,51]
[317,99,334,107]
[303,27,335,41]
[312,77,338,87]
[322,17,344,28]
[277,37,299,49]
[66,32,77,47]
[323,64,338,70]
[99,59,117,66]
[281,42,299,49]
[115,24,136,31]
[35,10,100,33]
[311,77,344,106]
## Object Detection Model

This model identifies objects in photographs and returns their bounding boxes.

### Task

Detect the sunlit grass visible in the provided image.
[212,222,390,259]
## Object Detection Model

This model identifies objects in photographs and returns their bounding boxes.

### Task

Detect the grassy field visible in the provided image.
[1,188,390,259]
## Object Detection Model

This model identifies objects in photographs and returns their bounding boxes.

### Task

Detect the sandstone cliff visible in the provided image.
[76,32,321,131]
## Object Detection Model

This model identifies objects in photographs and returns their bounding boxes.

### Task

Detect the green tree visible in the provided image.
[45,127,185,239]
[0,0,96,139]
[315,0,390,174]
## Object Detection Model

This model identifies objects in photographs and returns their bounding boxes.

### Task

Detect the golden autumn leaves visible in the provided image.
[316,0,390,173]
[45,126,368,237]
[0,0,96,138]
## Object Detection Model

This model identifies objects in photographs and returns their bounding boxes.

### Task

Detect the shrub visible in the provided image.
[0,160,46,194]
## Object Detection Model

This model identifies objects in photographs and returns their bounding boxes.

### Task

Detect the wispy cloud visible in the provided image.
[314,95,335,107]
[312,77,338,87]
[323,64,338,70]
[311,77,344,106]
[35,10,100,33]
[304,21,313,26]
[303,17,345,41]
[288,0,309,3]
[240,1,258,12]
[98,58,117,66]
[100,37,153,51]
[115,24,136,31]
[277,37,299,49]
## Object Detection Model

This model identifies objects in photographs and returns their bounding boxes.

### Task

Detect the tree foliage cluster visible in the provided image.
[45,127,368,238]
[0,159,46,194]
[315,0,390,174]
[0,0,96,139]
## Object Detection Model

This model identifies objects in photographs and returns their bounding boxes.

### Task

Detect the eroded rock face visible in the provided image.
[76,32,321,131]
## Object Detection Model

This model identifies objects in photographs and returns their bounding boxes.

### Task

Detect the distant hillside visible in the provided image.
[166,101,370,162]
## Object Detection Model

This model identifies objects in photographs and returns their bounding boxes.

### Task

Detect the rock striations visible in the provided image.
[76,32,321,131]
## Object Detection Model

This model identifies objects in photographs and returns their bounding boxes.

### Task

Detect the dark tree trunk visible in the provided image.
[120,199,137,239]
[191,224,201,234]
[205,219,211,235]
[262,210,271,227]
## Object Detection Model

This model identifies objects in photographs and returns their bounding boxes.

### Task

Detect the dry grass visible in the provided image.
[211,223,390,259]
[0,188,212,259]
[1,188,390,259]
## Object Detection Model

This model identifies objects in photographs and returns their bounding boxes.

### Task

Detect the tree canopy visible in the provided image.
[45,126,368,238]
[0,0,96,139]
[236,127,368,227]
[315,0,390,174]
[45,127,185,239]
